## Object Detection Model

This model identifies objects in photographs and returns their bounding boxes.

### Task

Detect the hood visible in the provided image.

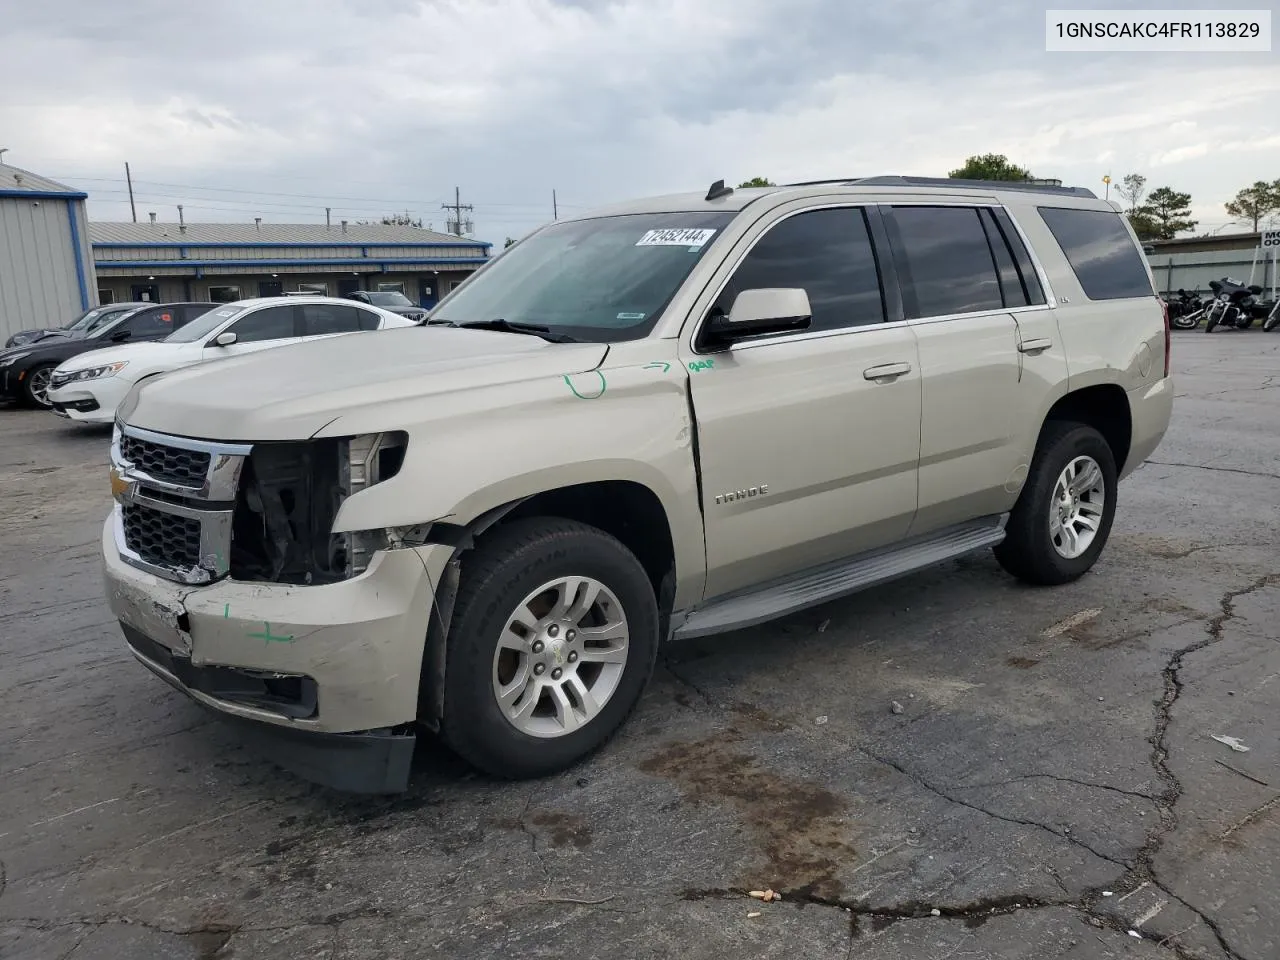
[8,328,77,346]
[56,340,181,373]
[122,326,610,440]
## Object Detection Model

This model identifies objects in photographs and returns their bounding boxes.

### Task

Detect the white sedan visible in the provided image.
[46,296,419,424]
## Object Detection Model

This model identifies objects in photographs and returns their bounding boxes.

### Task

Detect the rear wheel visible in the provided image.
[995,422,1118,586]
[20,363,56,409]
[440,518,659,779]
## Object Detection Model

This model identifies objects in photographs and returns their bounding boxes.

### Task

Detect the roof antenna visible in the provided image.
[705,179,734,201]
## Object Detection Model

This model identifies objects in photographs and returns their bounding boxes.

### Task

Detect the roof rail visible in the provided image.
[780,175,1097,199]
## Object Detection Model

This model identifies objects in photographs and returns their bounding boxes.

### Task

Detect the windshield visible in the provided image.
[164,304,246,343]
[75,306,130,333]
[365,291,413,306]
[434,211,735,341]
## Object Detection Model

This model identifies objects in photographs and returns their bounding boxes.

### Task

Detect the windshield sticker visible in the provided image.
[213,308,239,318]
[636,228,716,248]
[617,312,646,321]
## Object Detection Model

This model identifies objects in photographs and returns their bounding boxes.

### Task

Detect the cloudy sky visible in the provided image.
[3,0,1278,245]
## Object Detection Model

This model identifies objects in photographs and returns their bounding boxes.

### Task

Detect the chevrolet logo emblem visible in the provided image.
[110,467,132,500]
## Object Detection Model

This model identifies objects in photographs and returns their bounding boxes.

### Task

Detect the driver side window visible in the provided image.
[122,307,177,337]
[710,207,887,335]
[225,305,299,343]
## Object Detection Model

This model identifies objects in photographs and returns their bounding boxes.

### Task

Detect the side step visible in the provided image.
[672,514,1008,641]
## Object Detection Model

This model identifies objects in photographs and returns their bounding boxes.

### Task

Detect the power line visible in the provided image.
[51,174,584,211]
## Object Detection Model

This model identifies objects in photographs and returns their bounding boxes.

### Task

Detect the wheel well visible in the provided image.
[498,481,676,603]
[1043,385,1132,471]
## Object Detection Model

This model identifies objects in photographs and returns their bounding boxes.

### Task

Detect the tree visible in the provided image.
[1115,173,1147,214]
[947,154,1033,181]
[738,177,775,188]
[1142,186,1197,240]
[1224,180,1280,232]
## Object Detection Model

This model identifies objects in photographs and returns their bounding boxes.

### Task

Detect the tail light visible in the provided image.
[1161,297,1171,377]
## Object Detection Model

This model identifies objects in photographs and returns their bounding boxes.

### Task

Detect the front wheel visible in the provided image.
[1205,306,1221,332]
[995,422,1118,586]
[440,518,659,779]
[20,363,57,408]
[1264,307,1280,332]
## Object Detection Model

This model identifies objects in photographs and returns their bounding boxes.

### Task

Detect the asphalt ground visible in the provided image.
[2,327,1279,960]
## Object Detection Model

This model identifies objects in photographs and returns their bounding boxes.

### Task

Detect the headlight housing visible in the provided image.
[230,432,408,585]
[56,361,129,384]
[0,351,32,368]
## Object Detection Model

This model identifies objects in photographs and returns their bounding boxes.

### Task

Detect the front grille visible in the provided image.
[121,436,211,488]
[122,503,202,570]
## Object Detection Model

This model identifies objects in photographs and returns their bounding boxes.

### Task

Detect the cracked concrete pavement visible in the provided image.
[2,330,1278,959]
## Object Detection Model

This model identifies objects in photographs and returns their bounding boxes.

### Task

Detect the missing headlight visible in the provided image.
[231,432,407,585]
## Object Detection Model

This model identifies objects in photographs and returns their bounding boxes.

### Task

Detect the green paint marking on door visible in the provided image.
[223,603,230,619]
[248,622,295,645]
[563,370,607,399]
[643,362,671,373]
[688,359,715,373]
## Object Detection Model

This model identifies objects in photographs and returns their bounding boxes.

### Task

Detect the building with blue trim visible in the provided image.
[0,163,97,344]
[89,217,491,310]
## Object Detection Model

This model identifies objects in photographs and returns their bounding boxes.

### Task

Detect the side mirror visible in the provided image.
[703,288,812,347]
[110,329,132,342]
[213,330,238,347]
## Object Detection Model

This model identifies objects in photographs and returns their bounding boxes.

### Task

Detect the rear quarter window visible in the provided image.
[1037,207,1154,301]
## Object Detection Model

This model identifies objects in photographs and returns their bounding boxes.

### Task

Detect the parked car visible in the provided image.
[48,297,418,424]
[344,290,429,323]
[5,302,150,348]
[102,175,1172,793]
[0,303,216,408]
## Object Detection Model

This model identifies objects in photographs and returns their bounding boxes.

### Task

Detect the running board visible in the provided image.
[672,514,1008,641]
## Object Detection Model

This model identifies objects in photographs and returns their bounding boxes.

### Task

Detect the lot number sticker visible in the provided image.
[636,228,717,248]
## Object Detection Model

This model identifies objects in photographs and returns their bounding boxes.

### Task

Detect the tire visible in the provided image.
[994,422,1118,587]
[1171,313,1200,330]
[20,363,57,409]
[1205,309,1219,333]
[1264,309,1280,333]
[440,517,659,779]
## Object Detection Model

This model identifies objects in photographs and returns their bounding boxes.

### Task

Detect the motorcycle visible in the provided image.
[1264,299,1280,333]
[1167,288,1209,329]
[1204,278,1264,332]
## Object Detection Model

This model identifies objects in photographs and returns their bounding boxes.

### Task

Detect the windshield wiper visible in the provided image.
[445,318,580,343]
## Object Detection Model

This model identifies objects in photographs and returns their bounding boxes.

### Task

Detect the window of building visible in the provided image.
[1037,207,1155,301]
[208,285,242,303]
[97,289,114,304]
[886,206,1004,318]
[709,207,886,336]
[227,305,299,343]
[376,281,406,294]
[297,282,329,296]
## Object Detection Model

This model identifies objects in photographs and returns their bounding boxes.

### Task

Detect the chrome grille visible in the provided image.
[111,424,252,584]
[120,435,211,489]
[122,503,202,569]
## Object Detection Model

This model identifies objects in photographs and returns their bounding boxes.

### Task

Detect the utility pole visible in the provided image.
[125,162,137,222]
[441,187,473,237]
[553,189,558,220]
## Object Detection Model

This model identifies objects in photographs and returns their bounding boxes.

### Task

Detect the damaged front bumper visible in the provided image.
[102,517,455,793]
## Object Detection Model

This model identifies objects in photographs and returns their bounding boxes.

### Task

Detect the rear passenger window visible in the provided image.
[302,304,365,336]
[712,207,886,334]
[886,206,1004,318]
[355,309,381,331]
[1037,207,1155,300]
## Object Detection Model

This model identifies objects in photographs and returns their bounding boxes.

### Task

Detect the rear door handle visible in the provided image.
[863,361,912,381]
[1018,337,1053,354]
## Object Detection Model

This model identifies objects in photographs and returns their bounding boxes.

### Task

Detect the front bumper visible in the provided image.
[102,516,456,792]
[48,378,127,423]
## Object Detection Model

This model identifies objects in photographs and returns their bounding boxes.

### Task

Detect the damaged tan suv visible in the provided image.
[103,176,1173,792]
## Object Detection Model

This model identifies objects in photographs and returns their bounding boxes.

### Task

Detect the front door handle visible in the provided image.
[863,361,912,381]
[1018,337,1053,354]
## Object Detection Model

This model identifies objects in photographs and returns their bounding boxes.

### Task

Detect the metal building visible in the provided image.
[89,220,491,309]
[0,164,97,344]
